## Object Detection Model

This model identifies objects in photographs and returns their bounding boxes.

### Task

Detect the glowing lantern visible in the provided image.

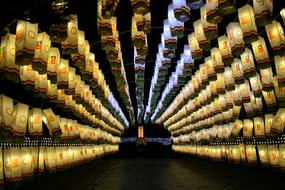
[243,119,253,139]
[172,0,191,22]
[252,36,270,69]
[272,108,285,134]
[253,0,273,26]
[240,80,251,103]
[143,13,151,33]
[268,144,279,168]
[61,15,78,55]
[253,117,265,138]
[31,32,50,74]
[279,144,285,168]
[216,73,226,94]
[132,19,147,48]
[262,90,277,111]
[233,85,242,105]
[182,45,194,70]
[274,55,285,87]
[231,119,243,137]
[218,35,233,65]
[200,63,209,88]
[240,48,256,78]
[72,31,87,70]
[266,21,285,56]
[97,16,117,36]
[260,67,274,91]
[281,8,285,25]
[273,77,285,107]
[4,148,22,183]
[0,147,3,184]
[238,5,258,44]
[47,81,58,102]
[205,56,216,81]
[43,108,62,139]
[106,40,120,61]
[47,47,60,83]
[224,67,235,91]
[249,74,262,97]
[226,22,244,57]
[45,147,57,173]
[200,5,218,40]
[245,145,257,164]
[21,147,33,179]
[193,19,210,51]
[211,48,224,73]
[14,102,29,140]
[257,145,270,166]
[162,20,177,49]
[206,0,222,24]
[168,4,184,38]
[28,108,43,137]
[20,65,35,91]
[1,95,15,137]
[15,20,38,66]
[101,31,118,51]
[231,58,244,84]
[264,114,274,136]
[188,32,203,60]
[57,59,69,89]
[130,0,150,15]
[65,68,76,95]
[0,34,20,83]
[83,52,95,81]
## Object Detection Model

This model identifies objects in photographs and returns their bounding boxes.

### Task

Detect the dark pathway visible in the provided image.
[15,150,285,190]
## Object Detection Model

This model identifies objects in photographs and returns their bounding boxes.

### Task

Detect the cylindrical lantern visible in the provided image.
[162,20,177,50]
[245,145,257,164]
[260,67,274,91]
[43,108,62,139]
[226,22,245,57]
[249,74,262,97]
[231,119,243,137]
[14,103,29,140]
[252,36,270,69]
[28,108,43,137]
[266,21,285,56]
[262,90,277,110]
[32,32,51,74]
[97,16,117,36]
[218,35,233,65]
[193,19,210,51]
[188,32,203,60]
[240,80,251,103]
[268,144,279,168]
[274,55,285,87]
[200,5,218,40]
[15,20,38,66]
[231,58,244,85]
[206,0,223,24]
[240,48,256,78]
[20,65,35,91]
[57,59,69,89]
[205,56,216,81]
[1,95,14,137]
[238,4,258,44]
[168,4,184,38]
[243,119,253,139]
[224,67,235,91]
[130,0,150,15]
[253,0,273,26]
[257,145,270,166]
[173,0,191,22]
[254,117,265,138]
[272,108,285,134]
[211,48,224,73]
[61,16,79,55]
[4,148,22,183]
[21,147,33,179]
[47,47,60,84]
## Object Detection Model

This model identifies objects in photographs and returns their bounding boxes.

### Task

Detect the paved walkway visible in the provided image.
[15,152,285,190]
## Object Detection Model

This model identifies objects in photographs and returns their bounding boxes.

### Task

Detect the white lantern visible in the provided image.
[252,36,270,69]
[224,67,235,91]
[131,0,150,15]
[260,67,274,91]
[218,35,233,65]
[57,59,69,89]
[238,4,258,44]
[43,108,62,139]
[21,147,33,178]
[193,19,210,51]
[1,95,14,136]
[268,144,279,168]
[245,145,257,164]
[4,148,22,183]
[231,58,244,84]
[28,108,43,137]
[168,4,184,38]
[211,48,224,73]
[262,90,277,110]
[47,47,60,83]
[249,74,263,97]
[257,145,270,166]
[20,65,35,91]
[254,117,265,138]
[272,108,285,134]
[226,22,245,57]
[240,48,256,78]
[266,21,285,56]
[14,102,29,139]
[15,20,38,66]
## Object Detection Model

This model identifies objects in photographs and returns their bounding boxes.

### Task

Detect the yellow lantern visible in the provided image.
[44,147,57,173]
[188,32,203,60]
[193,19,211,51]
[21,147,33,179]
[33,32,51,74]
[47,80,58,102]
[61,16,79,55]
[262,90,277,111]
[43,108,62,139]
[253,117,265,138]
[1,95,14,137]
[257,145,270,166]
[211,48,224,73]
[218,35,233,65]
[226,22,245,57]
[240,80,251,103]
[132,19,146,48]
[272,108,285,134]
[72,32,87,70]
[240,48,256,78]
[34,74,48,99]
[0,34,20,83]
[47,47,60,83]
[252,36,270,69]
[205,56,216,81]
[278,144,285,169]
[231,58,244,85]
[253,0,273,26]
[268,144,279,168]
[57,59,69,89]
[274,55,285,87]
[20,65,35,91]
[83,52,95,81]
[249,74,262,97]
[264,114,274,136]
[65,68,76,95]
[206,0,223,24]
[266,21,285,56]
[273,77,285,107]
[233,85,242,106]
[231,119,243,137]
[28,108,43,137]
[4,148,22,183]
[38,147,45,174]
[245,145,257,164]
[131,0,150,15]
[223,67,235,91]
[260,67,274,91]
[97,16,117,36]
[200,5,218,40]
[15,20,38,66]
[238,4,258,44]
[14,102,29,140]
[239,144,246,163]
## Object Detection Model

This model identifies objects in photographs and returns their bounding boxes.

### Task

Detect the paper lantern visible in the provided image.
[249,74,262,97]
[240,80,251,103]
[206,0,222,24]
[65,69,76,96]
[173,0,191,22]
[57,59,69,89]
[257,145,270,166]
[231,58,244,85]
[106,41,120,61]
[32,32,51,74]
[132,20,146,48]
[268,144,279,168]
[193,19,211,51]
[218,35,233,65]
[143,13,151,33]
[4,148,22,183]
[260,67,274,91]
[43,108,62,139]
[28,108,43,137]
[15,20,38,66]
[262,90,277,111]
[34,74,48,99]
[243,119,253,139]
[200,5,218,40]
[168,4,184,38]
[205,56,216,81]
[44,147,57,173]
[162,20,177,50]
[210,48,224,73]
[1,95,14,137]
[188,32,203,60]
[82,52,95,81]
[61,16,78,55]
[226,22,244,57]
[252,36,270,69]
[20,65,35,91]
[215,74,226,94]
[14,102,29,140]
[274,55,285,87]
[279,144,285,169]
[71,32,87,70]
[240,48,256,78]
[273,77,285,107]
[231,119,243,137]
[0,34,20,83]
[264,114,274,136]
[224,67,235,91]
[47,47,60,84]
[266,21,285,56]
[130,0,150,15]
[21,147,33,178]
[238,5,258,44]
[97,0,119,19]
[200,63,209,88]
[253,0,273,26]
[253,117,265,138]
[101,32,118,51]
[245,145,257,164]
[272,108,285,134]
[97,16,117,36]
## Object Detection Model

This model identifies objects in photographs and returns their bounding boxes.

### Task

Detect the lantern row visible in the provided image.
[173,143,285,169]
[157,1,281,126]
[0,94,121,144]
[0,144,118,186]
[1,24,128,132]
[4,16,129,129]
[97,3,136,126]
